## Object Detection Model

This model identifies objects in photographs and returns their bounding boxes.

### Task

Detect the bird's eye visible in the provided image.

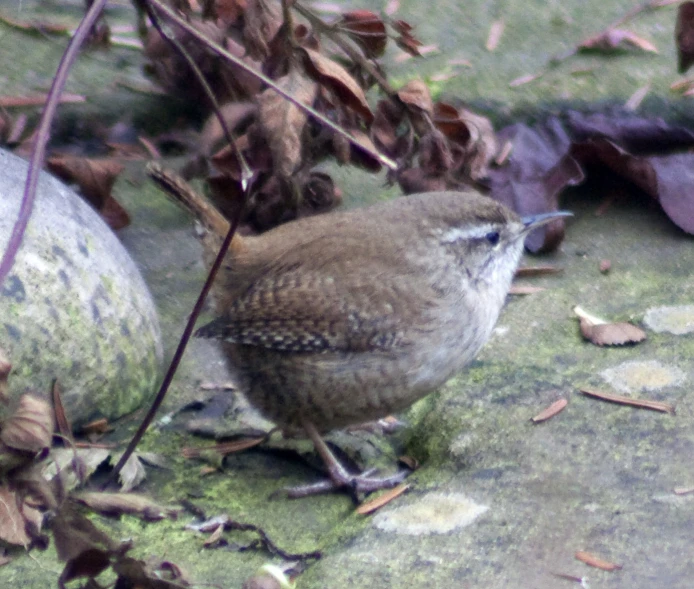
[486,231,500,246]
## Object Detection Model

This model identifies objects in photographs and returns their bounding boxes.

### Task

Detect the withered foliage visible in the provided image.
[137,0,694,252]
[0,349,184,586]
[47,156,131,230]
[141,1,528,237]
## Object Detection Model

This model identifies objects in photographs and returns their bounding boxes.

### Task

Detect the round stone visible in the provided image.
[0,149,162,428]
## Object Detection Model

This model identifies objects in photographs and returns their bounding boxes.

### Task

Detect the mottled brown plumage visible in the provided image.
[149,164,568,496]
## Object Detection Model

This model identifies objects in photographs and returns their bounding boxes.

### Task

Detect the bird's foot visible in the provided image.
[285,468,409,499]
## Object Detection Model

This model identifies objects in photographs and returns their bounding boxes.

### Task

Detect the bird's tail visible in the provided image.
[146,162,231,239]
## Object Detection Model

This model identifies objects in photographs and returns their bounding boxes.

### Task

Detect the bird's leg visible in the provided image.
[284,419,409,500]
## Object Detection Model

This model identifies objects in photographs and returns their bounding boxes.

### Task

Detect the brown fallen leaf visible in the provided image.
[0,485,31,546]
[515,265,563,277]
[485,20,504,51]
[1,394,53,452]
[339,10,387,58]
[575,550,622,571]
[580,28,658,53]
[579,388,675,415]
[531,398,568,423]
[46,156,129,229]
[509,72,544,87]
[624,84,650,111]
[0,11,70,35]
[356,483,409,515]
[509,285,546,295]
[574,305,646,346]
[181,437,266,459]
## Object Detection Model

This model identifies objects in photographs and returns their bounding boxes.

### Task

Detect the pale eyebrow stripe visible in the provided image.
[440,224,496,243]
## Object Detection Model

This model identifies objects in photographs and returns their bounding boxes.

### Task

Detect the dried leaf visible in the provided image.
[1,394,52,452]
[574,305,646,346]
[566,110,694,153]
[0,11,70,34]
[182,437,265,459]
[397,79,433,115]
[433,102,497,180]
[575,550,622,571]
[677,2,694,73]
[515,265,563,277]
[624,84,650,111]
[340,10,387,58]
[531,398,568,423]
[302,48,374,124]
[355,483,410,515]
[59,547,112,586]
[417,129,453,176]
[0,485,29,546]
[52,503,117,563]
[257,69,318,178]
[80,418,110,435]
[371,98,411,159]
[509,72,544,87]
[485,20,504,51]
[73,492,177,521]
[356,483,409,515]
[46,156,129,228]
[508,284,546,295]
[392,19,423,56]
[580,28,658,53]
[100,195,131,230]
[674,486,694,495]
[649,154,694,234]
[579,388,674,415]
[117,452,146,493]
[45,447,111,487]
[215,0,247,25]
[2,93,83,110]
[243,0,282,61]
[47,156,124,207]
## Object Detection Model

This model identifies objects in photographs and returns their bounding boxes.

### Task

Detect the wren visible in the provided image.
[149,164,569,497]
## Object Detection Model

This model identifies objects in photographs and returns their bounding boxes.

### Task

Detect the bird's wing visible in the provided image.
[195,269,411,353]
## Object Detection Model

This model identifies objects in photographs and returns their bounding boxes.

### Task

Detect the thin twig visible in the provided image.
[0,0,108,288]
[106,0,258,487]
[141,0,253,183]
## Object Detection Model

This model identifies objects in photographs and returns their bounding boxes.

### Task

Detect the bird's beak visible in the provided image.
[521,210,573,234]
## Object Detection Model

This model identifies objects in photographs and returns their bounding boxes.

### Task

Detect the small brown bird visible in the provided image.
[149,164,569,496]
